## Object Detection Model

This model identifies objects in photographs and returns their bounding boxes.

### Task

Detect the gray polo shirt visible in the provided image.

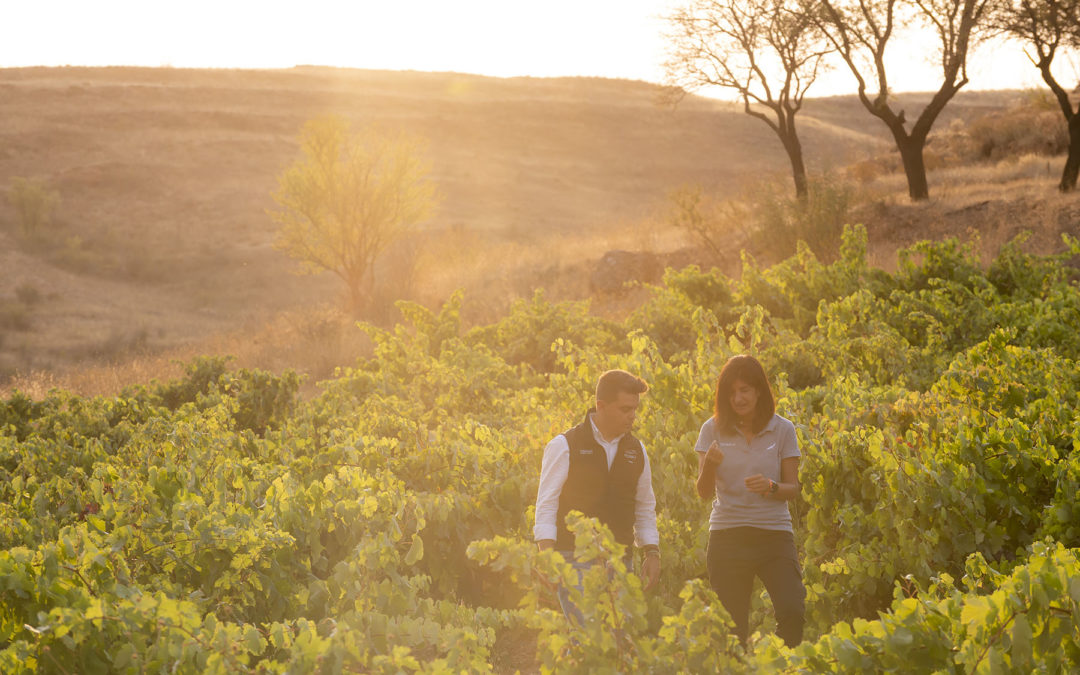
[694,414,801,532]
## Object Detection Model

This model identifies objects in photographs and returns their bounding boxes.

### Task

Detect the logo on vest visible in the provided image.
[622,449,638,462]
[578,448,594,455]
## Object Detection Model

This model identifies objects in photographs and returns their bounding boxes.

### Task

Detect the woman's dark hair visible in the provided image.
[713,355,775,434]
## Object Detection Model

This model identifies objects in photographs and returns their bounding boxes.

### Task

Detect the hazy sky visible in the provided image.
[6,1,1067,96]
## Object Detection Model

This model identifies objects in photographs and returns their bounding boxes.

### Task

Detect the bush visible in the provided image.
[0,301,31,331]
[6,177,59,240]
[468,290,627,373]
[748,173,856,263]
[13,283,42,306]
[665,185,751,262]
[5,235,1080,671]
[667,174,856,267]
[966,104,1068,161]
[919,98,1068,168]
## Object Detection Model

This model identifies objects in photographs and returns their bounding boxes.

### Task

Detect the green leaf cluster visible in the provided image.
[3,225,1080,671]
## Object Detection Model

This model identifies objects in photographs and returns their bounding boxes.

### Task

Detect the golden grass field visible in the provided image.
[0,66,1076,396]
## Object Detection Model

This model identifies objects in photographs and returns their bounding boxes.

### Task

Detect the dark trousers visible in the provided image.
[707,527,806,647]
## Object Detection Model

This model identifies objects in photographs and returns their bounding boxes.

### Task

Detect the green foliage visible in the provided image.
[467,290,627,373]
[140,356,303,435]
[3,225,1080,670]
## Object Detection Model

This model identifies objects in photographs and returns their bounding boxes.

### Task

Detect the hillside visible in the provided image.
[0,66,1057,385]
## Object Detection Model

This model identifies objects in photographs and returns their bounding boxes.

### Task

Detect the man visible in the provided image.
[533,369,661,621]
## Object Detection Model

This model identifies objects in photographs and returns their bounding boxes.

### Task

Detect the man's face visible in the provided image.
[596,391,640,437]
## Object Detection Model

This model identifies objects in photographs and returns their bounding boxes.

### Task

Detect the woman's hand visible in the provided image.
[744,473,773,495]
[703,441,725,466]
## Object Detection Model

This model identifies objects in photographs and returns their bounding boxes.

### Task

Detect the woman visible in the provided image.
[695,354,805,647]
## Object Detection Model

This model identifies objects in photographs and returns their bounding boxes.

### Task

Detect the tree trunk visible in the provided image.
[1060,114,1080,193]
[782,132,809,201]
[345,270,375,317]
[896,134,930,201]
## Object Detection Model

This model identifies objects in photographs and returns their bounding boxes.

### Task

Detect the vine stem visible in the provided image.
[970,608,1020,671]
[60,564,95,594]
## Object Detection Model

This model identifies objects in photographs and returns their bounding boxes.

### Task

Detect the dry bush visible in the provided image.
[964,106,1068,161]
[846,95,1069,184]
[0,301,31,332]
[665,185,751,261]
[281,306,363,381]
[14,283,42,306]
[847,158,891,185]
[367,232,428,325]
[923,98,1068,167]
[750,173,857,262]
[667,173,857,264]
[7,176,59,240]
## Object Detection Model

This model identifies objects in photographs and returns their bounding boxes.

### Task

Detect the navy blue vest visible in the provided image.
[554,410,645,551]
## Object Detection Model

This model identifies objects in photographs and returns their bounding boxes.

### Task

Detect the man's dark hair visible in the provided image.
[596,369,649,402]
[713,355,775,434]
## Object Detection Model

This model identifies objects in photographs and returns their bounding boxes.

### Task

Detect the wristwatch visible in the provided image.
[768,479,779,495]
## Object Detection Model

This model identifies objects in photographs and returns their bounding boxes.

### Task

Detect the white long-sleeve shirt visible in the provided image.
[533,414,659,548]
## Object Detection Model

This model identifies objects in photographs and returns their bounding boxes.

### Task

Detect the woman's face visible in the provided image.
[729,378,759,421]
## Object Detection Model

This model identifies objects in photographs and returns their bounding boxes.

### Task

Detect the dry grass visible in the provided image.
[0,65,885,386]
[0,305,374,399]
[855,155,1079,270]
[0,66,1071,399]
[866,154,1064,196]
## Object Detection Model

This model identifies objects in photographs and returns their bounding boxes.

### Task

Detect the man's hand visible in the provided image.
[533,540,557,591]
[744,473,772,495]
[704,440,725,466]
[642,554,660,591]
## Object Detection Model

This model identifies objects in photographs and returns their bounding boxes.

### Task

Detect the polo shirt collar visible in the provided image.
[737,414,779,438]
[762,414,779,433]
[587,409,625,445]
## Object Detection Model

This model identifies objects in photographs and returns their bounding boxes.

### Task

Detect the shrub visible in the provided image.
[665,185,751,262]
[921,99,1068,168]
[966,104,1068,160]
[747,173,856,263]
[667,174,857,266]
[468,290,627,373]
[7,177,59,240]
[13,283,42,306]
[0,301,31,331]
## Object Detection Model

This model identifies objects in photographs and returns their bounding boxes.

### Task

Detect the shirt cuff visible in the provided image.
[533,524,558,542]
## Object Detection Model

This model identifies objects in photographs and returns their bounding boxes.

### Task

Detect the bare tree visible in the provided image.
[665,0,832,199]
[814,0,995,200]
[997,0,1080,191]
